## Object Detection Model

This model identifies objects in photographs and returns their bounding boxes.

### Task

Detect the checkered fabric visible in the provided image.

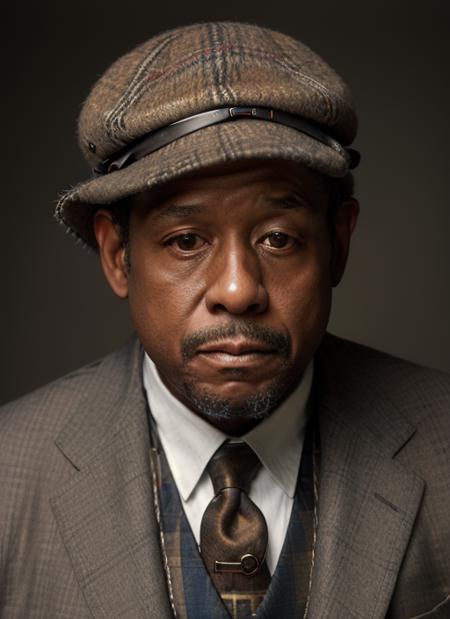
[55,21,358,248]
[155,419,318,619]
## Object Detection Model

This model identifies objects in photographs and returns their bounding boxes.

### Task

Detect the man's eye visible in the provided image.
[261,231,294,249]
[166,233,205,251]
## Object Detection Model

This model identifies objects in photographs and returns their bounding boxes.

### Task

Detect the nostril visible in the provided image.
[211,303,228,314]
[210,299,266,316]
[247,302,264,314]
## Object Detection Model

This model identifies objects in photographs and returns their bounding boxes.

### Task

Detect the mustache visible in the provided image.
[181,321,291,361]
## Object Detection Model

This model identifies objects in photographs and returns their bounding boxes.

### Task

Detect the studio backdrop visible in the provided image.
[2,0,449,404]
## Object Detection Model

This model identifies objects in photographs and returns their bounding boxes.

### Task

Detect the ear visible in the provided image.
[93,209,129,299]
[330,197,360,287]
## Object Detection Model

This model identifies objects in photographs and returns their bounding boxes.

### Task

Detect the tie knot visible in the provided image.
[207,441,261,495]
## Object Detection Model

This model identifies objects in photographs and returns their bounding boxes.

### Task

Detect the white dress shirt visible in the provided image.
[143,354,313,575]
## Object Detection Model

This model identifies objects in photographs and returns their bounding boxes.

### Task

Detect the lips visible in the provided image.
[196,340,276,356]
[192,340,278,373]
[181,322,291,363]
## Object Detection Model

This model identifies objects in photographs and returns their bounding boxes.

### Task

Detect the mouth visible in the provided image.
[197,340,277,356]
[194,340,278,368]
[181,321,291,365]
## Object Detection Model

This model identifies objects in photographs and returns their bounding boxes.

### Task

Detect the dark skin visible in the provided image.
[94,159,359,435]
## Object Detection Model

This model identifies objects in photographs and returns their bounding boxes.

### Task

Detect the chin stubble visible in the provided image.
[180,320,292,421]
[182,378,290,421]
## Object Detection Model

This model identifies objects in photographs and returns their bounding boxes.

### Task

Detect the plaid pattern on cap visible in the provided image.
[55,21,358,248]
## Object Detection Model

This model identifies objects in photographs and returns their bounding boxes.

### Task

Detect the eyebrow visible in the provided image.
[263,193,312,210]
[151,204,205,220]
[150,191,312,220]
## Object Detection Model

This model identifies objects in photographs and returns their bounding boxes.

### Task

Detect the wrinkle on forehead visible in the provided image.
[133,158,329,220]
[147,191,319,224]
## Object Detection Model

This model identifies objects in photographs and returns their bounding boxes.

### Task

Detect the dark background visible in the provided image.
[2,0,449,405]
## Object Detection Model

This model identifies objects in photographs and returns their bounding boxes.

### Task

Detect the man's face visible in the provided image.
[95,159,358,434]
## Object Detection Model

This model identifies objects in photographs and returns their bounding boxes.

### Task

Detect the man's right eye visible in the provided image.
[164,233,206,252]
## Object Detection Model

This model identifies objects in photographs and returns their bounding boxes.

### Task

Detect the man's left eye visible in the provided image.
[260,232,294,249]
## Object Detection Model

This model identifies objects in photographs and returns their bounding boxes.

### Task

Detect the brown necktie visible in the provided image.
[200,441,271,618]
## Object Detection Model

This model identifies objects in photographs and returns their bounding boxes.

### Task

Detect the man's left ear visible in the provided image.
[330,197,360,287]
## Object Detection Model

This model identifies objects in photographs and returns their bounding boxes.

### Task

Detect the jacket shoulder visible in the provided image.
[0,339,139,472]
[0,358,103,434]
[322,331,449,376]
[321,332,450,393]
[319,333,450,429]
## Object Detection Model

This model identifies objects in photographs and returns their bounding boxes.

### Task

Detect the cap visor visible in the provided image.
[56,119,349,248]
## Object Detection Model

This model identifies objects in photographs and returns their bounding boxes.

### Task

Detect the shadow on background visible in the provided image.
[2,0,449,404]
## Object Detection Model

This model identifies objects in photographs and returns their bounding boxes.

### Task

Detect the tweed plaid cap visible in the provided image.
[55,21,358,248]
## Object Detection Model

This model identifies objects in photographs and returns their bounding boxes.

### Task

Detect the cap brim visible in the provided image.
[56,119,350,248]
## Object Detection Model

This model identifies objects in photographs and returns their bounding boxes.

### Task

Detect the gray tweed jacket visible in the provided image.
[0,333,449,618]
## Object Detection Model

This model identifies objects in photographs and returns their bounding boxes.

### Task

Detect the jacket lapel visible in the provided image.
[307,335,425,618]
[50,338,173,619]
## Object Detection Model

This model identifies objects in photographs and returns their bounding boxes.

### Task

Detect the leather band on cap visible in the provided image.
[93,106,360,176]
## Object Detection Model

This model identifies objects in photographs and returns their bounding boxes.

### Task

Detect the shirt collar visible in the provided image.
[143,354,313,501]
[244,362,313,497]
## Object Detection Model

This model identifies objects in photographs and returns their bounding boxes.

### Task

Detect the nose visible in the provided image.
[205,242,268,315]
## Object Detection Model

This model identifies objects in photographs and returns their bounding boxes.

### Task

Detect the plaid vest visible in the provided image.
[152,419,317,619]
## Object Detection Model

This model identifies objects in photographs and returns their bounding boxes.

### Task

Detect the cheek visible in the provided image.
[126,259,204,363]
[265,250,332,348]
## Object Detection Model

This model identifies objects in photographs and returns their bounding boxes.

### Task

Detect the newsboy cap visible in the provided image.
[55,21,359,248]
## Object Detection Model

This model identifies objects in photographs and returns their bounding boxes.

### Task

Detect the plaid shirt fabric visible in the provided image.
[155,419,318,619]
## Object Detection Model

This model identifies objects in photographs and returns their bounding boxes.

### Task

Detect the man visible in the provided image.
[0,21,449,619]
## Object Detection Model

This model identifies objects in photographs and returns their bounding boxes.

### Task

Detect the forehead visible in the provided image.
[132,158,330,215]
